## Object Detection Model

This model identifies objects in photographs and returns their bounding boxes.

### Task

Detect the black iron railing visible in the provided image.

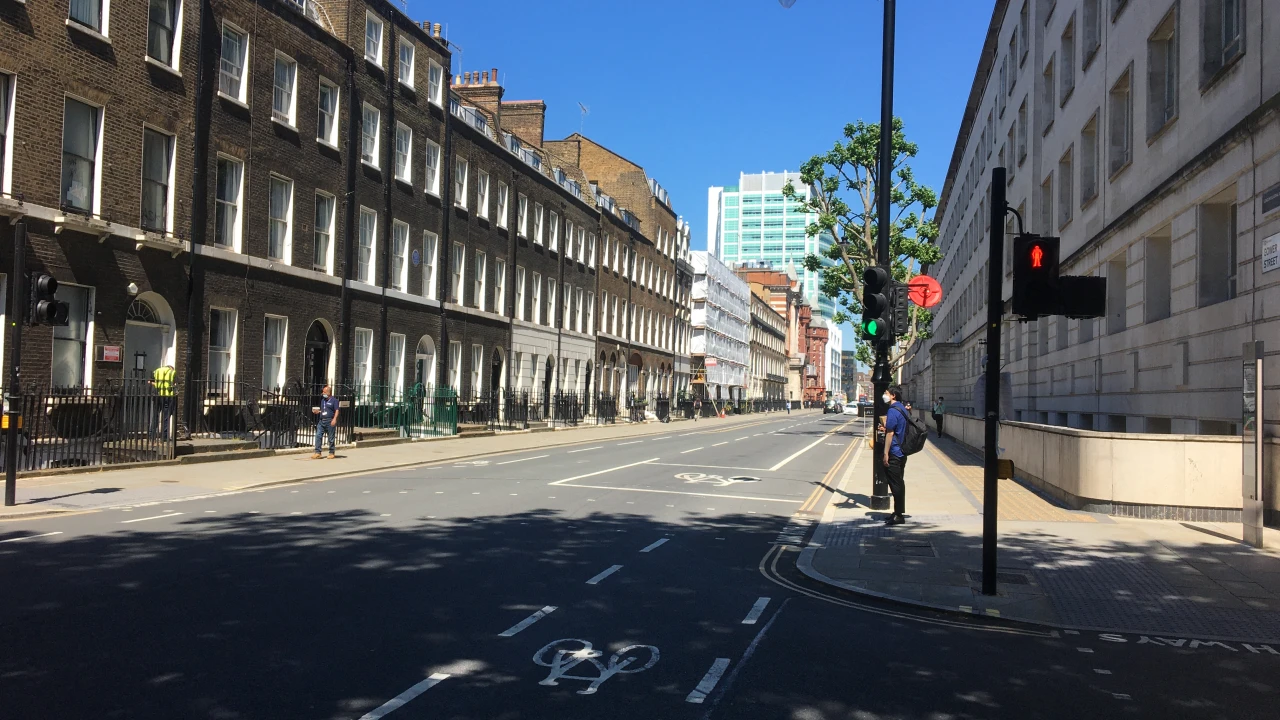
[193,378,356,449]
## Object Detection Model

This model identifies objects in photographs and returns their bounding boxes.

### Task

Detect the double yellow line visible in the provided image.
[797,435,860,513]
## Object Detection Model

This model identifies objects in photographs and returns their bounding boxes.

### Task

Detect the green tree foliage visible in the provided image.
[782,117,942,372]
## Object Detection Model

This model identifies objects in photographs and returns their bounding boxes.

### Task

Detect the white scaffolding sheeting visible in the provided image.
[691,252,751,388]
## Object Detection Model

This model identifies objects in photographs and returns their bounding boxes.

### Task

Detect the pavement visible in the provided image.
[1,411,1278,719]
[799,430,1280,643]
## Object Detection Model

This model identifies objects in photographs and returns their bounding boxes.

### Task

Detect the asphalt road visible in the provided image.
[0,411,1276,719]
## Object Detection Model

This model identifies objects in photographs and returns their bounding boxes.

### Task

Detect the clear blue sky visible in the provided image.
[417,0,995,349]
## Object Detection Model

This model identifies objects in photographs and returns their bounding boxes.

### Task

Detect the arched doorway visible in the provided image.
[542,356,555,415]
[414,336,437,392]
[123,294,175,380]
[304,320,334,393]
[490,347,505,396]
[628,352,642,399]
[584,360,593,401]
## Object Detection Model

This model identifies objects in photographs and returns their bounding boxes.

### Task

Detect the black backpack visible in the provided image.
[890,405,928,456]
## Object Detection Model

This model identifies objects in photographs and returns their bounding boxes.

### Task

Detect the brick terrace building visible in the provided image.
[0,0,690,441]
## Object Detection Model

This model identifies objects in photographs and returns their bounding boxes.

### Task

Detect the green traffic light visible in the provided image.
[866,319,879,335]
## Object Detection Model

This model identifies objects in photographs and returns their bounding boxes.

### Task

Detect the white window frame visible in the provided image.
[549,211,560,252]
[576,227,585,262]
[146,0,184,72]
[390,219,409,291]
[354,327,374,396]
[547,279,557,327]
[140,125,176,235]
[565,220,575,260]
[61,94,104,217]
[394,121,412,183]
[534,203,544,245]
[517,193,528,236]
[218,22,249,105]
[313,191,336,274]
[449,341,462,392]
[214,154,244,252]
[69,0,112,37]
[454,157,469,209]
[208,306,237,388]
[316,78,340,147]
[586,292,594,335]
[574,287,584,333]
[422,230,439,299]
[494,259,507,316]
[515,266,526,321]
[364,12,384,67]
[388,333,406,396]
[532,271,542,324]
[427,60,444,107]
[361,103,380,168]
[358,206,377,285]
[496,182,509,229]
[0,74,13,196]
[398,37,415,89]
[471,344,484,395]
[272,52,298,128]
[423,139,441,196]
[563,282,572,330]
[451,241,466,303]
[476,169,490,219]
[588,233,596,267]
[262,314,288,392]
[267,173,294,264]
[474,249,487,311]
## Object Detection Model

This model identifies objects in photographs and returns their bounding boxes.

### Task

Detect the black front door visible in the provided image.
[305,322,330,393]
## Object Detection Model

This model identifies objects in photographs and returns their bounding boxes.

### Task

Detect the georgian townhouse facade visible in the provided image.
[0,0,691,440]
[747,289,788,404]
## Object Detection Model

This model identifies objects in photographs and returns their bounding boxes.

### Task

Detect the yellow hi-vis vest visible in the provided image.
[153,366,176,396]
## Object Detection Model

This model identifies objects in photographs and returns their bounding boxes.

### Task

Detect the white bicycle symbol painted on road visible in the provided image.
[533,638,659,695]
[675,472,761,488]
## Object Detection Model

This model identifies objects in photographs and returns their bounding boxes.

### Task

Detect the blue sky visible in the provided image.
[419,0,995,349]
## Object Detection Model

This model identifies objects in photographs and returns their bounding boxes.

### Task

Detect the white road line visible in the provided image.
[121,512,184,524]
[617,440,643,446]
[567,446,603,454]
[734,437,749,441]
[741,597,771,624]
[652,436,672,441]
[550,458,660,486]
[1094,669,1112,675]
[555,484,802,504]
[1077,647,1094,653]
[0,532,64,543]
[713,442,729,447]
[769,434,830,471]
[640,538,669,553]
[498,606,557,637]
[680,447,704,454]
[357,673,451,720]
[585,564,624,585]
[497,454,550,465]
[686,658,731,703]
[700,598,790,713]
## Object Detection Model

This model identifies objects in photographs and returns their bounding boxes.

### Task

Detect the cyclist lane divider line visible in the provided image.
[498,606,557,637]
[586,564,624,585]
[769,419,858,472]
[639,538,669,553]
[550,458,662,486]
[356,673,451,720]
[686,658,731,704]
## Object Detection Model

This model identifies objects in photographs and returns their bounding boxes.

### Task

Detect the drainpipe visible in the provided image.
[378,33,398,392]
[338,55,357,389]
[184,0,216,435]
[438,90,454,390]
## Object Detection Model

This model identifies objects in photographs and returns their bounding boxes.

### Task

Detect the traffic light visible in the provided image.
[1011,234,1060,319]
[891,281,910,334]
[860,266,892,342]
[28,273,69,326]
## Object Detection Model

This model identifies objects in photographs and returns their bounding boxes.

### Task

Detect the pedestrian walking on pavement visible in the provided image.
[932,396,946,439]
[882,385,909,526]
[693,397,702,421]
[312,385,340,459]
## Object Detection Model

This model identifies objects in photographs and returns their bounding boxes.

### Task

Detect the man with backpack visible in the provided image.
[881,384,922,526]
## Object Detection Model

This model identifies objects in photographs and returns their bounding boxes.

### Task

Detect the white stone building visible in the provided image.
[906,0,1280,437]
[690,251,750,404]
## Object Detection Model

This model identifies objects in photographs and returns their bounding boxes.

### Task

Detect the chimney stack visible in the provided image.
[481,71,489,84]
[491,67,499,85]
[433,23,441,38]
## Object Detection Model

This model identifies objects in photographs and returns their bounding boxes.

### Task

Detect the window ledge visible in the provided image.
[55,213,111,240]
[66,19,111,45]
[1059,86,1074,108]
[271,116,299,134]
[1080,192,1099,212]
[217,91,249,110]
[317,138,339,152]
[0,195,26,219]
[399,79,415,92]
[145,56,182,78]
[394,176,413,189]
[1146,116,1178,146]
[135,231,187,257]
[1108,159,1132,182]
[361,159,381,172]
[1042,119,1055,137]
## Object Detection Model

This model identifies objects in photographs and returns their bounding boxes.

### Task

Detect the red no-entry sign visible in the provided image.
[907,275,943,308]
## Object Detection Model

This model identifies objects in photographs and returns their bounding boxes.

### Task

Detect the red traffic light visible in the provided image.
[1031,244,1044,269]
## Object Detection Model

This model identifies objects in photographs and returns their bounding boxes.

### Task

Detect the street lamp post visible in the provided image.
[870,0,897,510]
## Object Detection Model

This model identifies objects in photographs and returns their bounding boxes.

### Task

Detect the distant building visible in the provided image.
[841,351,860,398]
[746,289,788,405]
[690,252,750,406]
[736,266,807,405]
[707,172,836,319]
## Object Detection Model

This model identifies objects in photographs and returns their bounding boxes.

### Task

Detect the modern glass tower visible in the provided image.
[706,171,836,319]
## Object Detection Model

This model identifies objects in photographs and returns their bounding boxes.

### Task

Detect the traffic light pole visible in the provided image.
[981,168,1007,595]
[5,221,26,506]
[869,0,895,511]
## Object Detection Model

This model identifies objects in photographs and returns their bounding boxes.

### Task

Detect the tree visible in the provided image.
[782,117,941,373]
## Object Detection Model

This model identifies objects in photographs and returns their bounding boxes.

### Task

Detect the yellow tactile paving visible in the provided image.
[928,442,1097,523]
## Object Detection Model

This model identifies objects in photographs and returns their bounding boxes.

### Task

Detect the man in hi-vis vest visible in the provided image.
[153,364,176,441]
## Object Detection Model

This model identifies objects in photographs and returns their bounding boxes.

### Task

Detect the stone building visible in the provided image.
[736,265,808,406]
[690,251,749,407]
[905,0,1280,437]
[747,288,788,405]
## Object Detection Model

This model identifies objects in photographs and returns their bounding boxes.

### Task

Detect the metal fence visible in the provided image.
[0,380,177,472]
[655,396,671,423]
[595,394,618,425]
[349,383,457,438]
[552,391,586,428]
[192,378,358,449]
[457,389,529,432]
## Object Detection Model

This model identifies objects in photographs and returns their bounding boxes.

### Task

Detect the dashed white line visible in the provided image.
[120,512,184,524]
[686,658,731,703]
[497,454,550,465]
[567,446,603,454]
[550,458,660,486]
[0,532,64,543]
[1077,647,1094,653]
[713,442,729,447]
[585,564,624,585]
[680,447,704,454]
[498,606,557,637]
[742,597,771,624]
[1094,669,1112,675]
[617,440,643,446]
[356,673,451,720]
[640,538,669,553]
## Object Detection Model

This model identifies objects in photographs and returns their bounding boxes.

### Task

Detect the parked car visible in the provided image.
[842,403,859,415]
[823,399,843,414]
